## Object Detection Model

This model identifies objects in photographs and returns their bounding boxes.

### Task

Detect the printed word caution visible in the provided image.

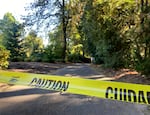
[29,78,70,91]
[105,87,150,104]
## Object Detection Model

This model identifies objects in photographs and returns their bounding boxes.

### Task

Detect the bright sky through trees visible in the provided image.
[0,0,32,21]
[0,0,49,45]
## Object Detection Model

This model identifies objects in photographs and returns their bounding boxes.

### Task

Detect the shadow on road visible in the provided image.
[0,91,147,115]
[0,88,55,98]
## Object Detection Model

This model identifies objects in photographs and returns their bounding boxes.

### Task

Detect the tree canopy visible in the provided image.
[0,12,24,61]
[0,0,150,76]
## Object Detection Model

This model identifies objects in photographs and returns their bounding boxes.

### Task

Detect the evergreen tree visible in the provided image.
[0,13,24,61]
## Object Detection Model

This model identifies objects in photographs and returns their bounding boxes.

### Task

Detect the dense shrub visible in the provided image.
[135,58,150,75]
[41,46,55,63]
[0,46,10,69]
[67,53,90,63]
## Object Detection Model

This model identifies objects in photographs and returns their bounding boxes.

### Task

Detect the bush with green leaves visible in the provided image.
[135,58,150,76]
[0,46,10,69]
[41,45,55,63]
[67,53,82,63]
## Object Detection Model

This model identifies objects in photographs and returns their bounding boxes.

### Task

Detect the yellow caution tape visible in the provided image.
[0,70,150,105]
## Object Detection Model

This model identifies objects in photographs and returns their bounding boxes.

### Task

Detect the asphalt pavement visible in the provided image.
[0,63,149,115]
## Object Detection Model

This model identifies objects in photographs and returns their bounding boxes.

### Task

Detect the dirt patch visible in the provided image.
[8,62,70,74]
[91,64,150,85]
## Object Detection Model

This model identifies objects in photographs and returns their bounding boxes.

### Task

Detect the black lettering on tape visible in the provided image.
[42,79,48,88]
[29,78,37,86]
[114,88,117,99]
[128,90,137,102]
[147,92,150,104]
[138,91,146,104]
[120,89,123,101]
[29,78,150,105]
[124,89,127,101]
[47,80,53,88]
[51,80,57,89]
[54,81,62,90]
[105,87,150,104]
[61,81,69,91]
[105,87,113,99]
[29,78,69,91]
[40,79,46,87]
[36,78,42,87]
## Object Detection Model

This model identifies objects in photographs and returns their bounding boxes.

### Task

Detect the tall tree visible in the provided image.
[80,0,137,67]
[66,0,86,56]
[0,13,24,61]
[130,0,150,74]
[46,0,86,62]
[24,0,71,62]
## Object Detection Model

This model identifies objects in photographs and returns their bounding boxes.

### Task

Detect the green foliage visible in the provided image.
[41,45,55,63]
[78,0,150,75]
[67,43,89,63]
[0,46,10,69]
[22,31,44,62]
[130,0,150,75]
[67,53,90,63]
[25,0,86,62]
[135,58,150,75]
[80,0,134,68]
[48,28,64,60]
[13,0,150,76]
[67,53,82,63]
[0,12,24,61]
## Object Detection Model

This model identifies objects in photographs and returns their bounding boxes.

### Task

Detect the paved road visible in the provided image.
[0,63,149,115]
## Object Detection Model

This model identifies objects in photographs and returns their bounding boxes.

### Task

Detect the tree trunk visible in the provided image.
[62,0,67,62]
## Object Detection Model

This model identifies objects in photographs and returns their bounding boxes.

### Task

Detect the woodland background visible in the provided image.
[0,0,150,76]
